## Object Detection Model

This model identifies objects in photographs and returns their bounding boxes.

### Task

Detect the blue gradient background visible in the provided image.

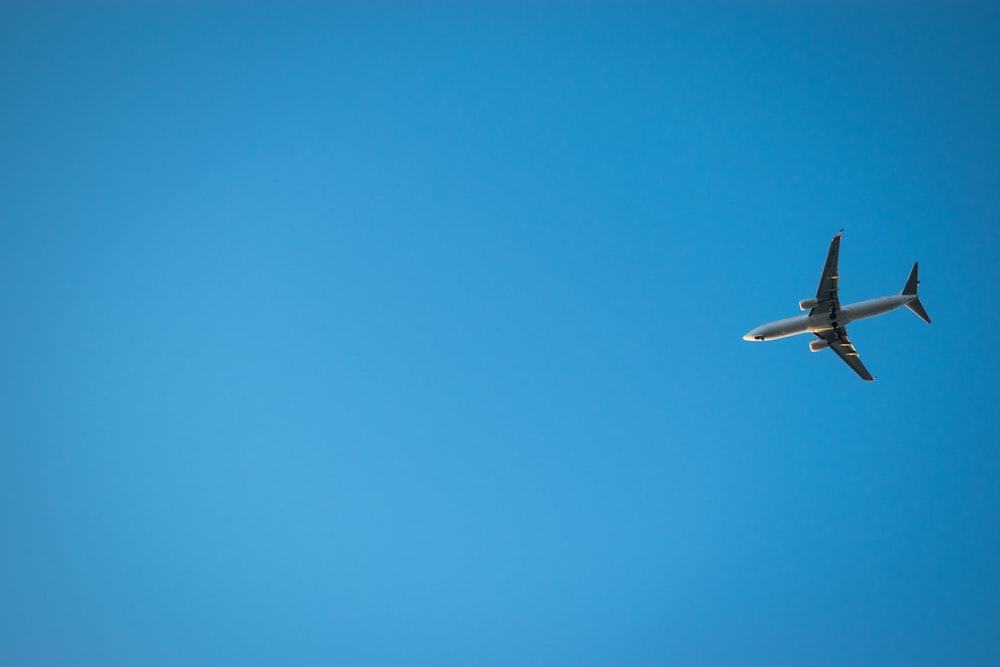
[2,3,998,665]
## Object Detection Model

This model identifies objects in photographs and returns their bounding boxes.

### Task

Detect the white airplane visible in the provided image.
[743,231,931,381]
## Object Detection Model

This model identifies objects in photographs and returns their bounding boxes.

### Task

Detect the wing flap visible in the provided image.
[814,328,874,382]
[810,231,842,317]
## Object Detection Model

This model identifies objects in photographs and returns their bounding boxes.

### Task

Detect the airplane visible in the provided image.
[743,231,931,381]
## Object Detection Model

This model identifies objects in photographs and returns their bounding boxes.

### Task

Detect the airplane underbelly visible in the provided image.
[807,314,834,333]
[762,316,812,339]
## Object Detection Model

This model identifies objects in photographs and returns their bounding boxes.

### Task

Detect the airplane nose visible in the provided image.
[743,332,754,341]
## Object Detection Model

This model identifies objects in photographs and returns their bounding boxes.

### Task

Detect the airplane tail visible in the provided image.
[901,262,932,324]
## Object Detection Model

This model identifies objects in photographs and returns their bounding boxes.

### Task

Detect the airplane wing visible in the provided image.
[814,328,874,382]
[810,231,842,318]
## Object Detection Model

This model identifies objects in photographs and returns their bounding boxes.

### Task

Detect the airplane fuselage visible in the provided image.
[743,294,916,341]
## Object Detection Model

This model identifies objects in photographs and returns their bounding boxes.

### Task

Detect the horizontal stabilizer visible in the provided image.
[906,297,932,324]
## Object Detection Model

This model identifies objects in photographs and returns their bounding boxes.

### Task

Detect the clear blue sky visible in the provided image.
[2,3,998,665]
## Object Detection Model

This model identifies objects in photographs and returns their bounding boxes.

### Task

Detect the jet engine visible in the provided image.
[809,339,829,352]
[799,297,818,311]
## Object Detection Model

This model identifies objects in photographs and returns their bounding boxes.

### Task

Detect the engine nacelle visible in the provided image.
[809,339,829,352]
[799,297,818,311]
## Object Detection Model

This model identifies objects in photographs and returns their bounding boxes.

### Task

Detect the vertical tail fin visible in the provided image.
[902,262,920,296]
[901,262,931,323]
